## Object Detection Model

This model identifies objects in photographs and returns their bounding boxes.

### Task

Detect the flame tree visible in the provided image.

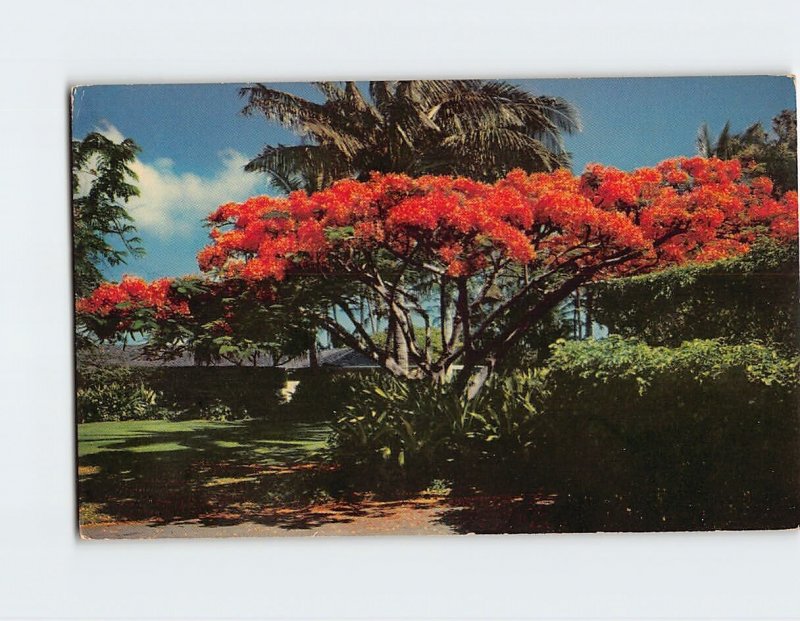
[77,157,798,386]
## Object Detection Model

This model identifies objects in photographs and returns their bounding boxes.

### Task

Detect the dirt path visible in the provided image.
[81,496,458,538]
[80,493,558,539]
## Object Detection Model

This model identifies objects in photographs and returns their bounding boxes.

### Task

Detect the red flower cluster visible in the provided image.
[77,159,798,336]
[196,158,797,282]
[76,276,190,323]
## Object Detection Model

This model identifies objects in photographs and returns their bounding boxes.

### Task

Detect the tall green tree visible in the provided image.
[72,132,144,297]
[240,80,581,191]
[696,109,797,194]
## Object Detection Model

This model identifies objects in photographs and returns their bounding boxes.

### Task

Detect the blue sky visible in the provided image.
[71,76,796,281]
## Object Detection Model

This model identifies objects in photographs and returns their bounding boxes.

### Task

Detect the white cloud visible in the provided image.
[89,122,266,237]
[127,148,265,236]
[96,119,126,144]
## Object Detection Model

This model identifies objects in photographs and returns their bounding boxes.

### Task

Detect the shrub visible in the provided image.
[283,370,375,420]
[329,337,799,531]
[328,374,463,492]
[537,337,800,530]
[76,366,163,422]
[328,368,549,492]
[140,366,286,419]
[591,239,800,352]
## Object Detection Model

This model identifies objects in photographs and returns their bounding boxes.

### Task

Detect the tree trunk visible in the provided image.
[393,315,409,375]
[308,333,318,370]
[584,288,593,339]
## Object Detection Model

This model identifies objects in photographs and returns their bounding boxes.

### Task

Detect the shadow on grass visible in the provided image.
[78,419,571,535]
[78,419,371,530]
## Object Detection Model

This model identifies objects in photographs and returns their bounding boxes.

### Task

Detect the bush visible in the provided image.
[77,363,376,422]
[591,239,800,352]
[329,337,799,530]
[328,368,549,493]
[76,366,164,422]
[282,370,375,419]
[536,337,800,530]
[139,366,286,419]
[328,374,464,492]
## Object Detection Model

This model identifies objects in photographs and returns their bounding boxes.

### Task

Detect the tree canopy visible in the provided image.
[72,132,144,297]
[696,109,797,194]
[76,157,798,385]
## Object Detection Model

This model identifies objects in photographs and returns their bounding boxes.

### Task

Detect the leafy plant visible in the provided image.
[76,367,163,422]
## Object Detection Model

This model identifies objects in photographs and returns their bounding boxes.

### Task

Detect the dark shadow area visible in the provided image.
[78,419,359,530]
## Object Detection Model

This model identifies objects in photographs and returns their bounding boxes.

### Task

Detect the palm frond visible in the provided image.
[312,81,346,101]
[244,144,352,194]
[696,123,713,157]
[740,121,767,146]
[433,128,563,179]
[716,121,732,159]
[240,84,364,158]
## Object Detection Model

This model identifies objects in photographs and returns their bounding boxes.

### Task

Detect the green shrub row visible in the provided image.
[329,337,800,530]
[591,239,800,351]
[76,366,166,422]
[540,337,799,530]
[75,365,375,422]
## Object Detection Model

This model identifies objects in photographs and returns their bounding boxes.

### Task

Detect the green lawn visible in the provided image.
[78,418,332,527]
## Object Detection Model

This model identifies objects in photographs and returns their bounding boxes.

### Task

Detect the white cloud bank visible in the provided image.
[93,121,266,237]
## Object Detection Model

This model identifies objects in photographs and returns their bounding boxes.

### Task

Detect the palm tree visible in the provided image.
[239,80,581,191]
[696,120,767,160]
[696,112,796,194]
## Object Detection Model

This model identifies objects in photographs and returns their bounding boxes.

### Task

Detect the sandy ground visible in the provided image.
[79,493,558,539]
[81,497,459,538]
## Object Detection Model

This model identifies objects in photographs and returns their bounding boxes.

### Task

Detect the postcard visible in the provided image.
[72,77,799,538]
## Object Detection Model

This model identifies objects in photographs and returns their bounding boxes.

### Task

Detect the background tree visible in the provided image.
[240,80,581,190]
[588,110,799,348]
[77,157,798,389]
[72,132,144,297]
[696,109,797,194]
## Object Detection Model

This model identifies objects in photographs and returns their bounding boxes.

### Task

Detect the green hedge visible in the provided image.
[534,337,800,530]
[76,366,163,422]
[329,337,799,530]
[76,365,376,422]
[591,240,800,351]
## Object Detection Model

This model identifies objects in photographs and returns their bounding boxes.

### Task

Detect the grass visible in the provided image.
[77,418,332,527]
[78,419,235,457]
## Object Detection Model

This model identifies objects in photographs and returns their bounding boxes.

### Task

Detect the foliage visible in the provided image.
[72,132,144,298]
[77,364,372,422]
[240,80,580,191]
[536,337,800,530]
[328,373,472,490]
[138,366,286,419]
[198,400,240,422]
[328,367,552,491]
[591,238,800,351]
[285,370,379,419]
[76,366,164,423]
[330,337,799,529]
[697,109,797,194]
[77,158,798,387]
[76,276,312,366]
